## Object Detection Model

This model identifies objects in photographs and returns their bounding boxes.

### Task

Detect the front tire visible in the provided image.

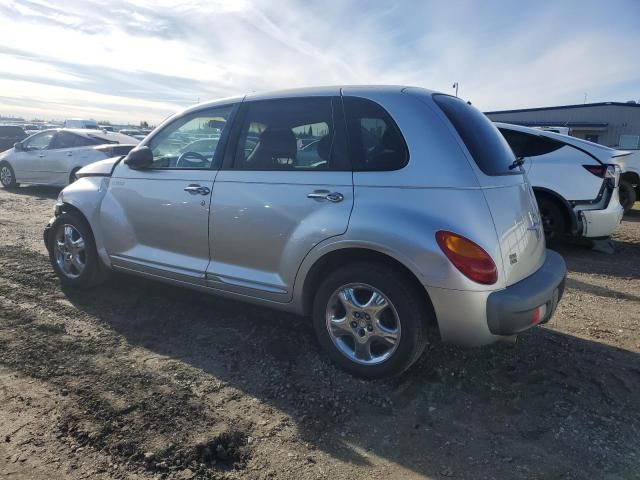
[619,180,637,214]
[537,196,566,245]
[47,212,107,289]
[312,263,429,379]
[0,162,19,189]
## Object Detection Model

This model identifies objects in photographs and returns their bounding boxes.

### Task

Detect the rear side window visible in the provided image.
[50,132,100,149]
[343,97,408,171]
[434,94,517,176]
[499,129,564,158]
[233,97,348,171]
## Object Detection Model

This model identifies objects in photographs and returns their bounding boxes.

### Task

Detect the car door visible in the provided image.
[207,95,353,302]
[99,103,237,284]
[46,131,89,185]
[11,131,55,182]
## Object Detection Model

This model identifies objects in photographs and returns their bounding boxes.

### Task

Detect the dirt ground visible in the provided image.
[0,186,639,480]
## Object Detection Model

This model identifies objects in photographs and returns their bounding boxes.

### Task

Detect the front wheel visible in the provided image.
[312,263,429,378]
[0,162,19,189]
[619,180,637,214]
[47,212,107,288]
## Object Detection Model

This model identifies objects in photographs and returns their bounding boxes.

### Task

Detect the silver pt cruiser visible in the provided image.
[44,86,566,378]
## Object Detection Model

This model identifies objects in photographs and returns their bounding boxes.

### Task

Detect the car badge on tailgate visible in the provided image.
[527,211,541,241]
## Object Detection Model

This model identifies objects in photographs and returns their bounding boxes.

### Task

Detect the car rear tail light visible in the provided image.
[606,164,620,186]
[582,164,606,177]
[435,231,498,285]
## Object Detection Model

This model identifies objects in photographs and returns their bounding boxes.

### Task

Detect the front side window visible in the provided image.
[233,97,344,171]
[147,105,234,169]
[23,132,55,151]
[499,129,564,158]
[434,94,517,176]
[343,97,408,171]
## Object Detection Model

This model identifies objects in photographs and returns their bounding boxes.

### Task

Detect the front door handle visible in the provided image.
[38,154,45,158]
[307,190,344,203]
[184,184,210,195]
[66,152,73,157]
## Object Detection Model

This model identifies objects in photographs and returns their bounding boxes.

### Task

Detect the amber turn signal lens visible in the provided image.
[436,231,498,285]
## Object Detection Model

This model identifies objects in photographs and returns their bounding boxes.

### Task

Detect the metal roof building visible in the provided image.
[485,102,640,150]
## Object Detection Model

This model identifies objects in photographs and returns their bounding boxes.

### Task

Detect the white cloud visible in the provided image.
[0,0,638,123]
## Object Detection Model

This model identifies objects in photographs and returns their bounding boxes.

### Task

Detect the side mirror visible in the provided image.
[124,146,153,170]
[14,142,23,152]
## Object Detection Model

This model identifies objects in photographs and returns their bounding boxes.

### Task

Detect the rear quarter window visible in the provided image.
[434,94,517,176]
[343,97,408,171]
[499,129,564,158]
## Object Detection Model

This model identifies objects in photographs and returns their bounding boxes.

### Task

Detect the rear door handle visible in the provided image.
[38,154,45,158]
[307,190,344,203]
[66,152,73,156]
[184,184,210,195]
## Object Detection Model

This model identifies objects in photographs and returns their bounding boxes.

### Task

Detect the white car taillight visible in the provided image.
[606,164,621,187]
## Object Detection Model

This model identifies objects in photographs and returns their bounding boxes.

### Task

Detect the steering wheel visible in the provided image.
[176,151,209,168]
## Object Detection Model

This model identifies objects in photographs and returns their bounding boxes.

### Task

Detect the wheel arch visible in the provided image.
[299,246,439,334]
[532,186,578,234]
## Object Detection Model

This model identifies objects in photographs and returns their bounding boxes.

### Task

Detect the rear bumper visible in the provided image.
[486,250,566,335]
[578,188,624,238]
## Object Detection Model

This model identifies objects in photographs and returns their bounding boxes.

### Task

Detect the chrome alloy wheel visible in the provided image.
[325,283,401,365]
[54,224,86,279]
[0,165,12,186]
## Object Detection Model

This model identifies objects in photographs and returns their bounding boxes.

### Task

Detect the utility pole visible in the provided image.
[583,93,588,104]
[452,82,459,97]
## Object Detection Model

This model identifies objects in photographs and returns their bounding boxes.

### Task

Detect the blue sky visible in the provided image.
[0,0,638,124]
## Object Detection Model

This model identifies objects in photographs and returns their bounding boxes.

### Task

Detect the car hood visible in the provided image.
[76,156,123,178]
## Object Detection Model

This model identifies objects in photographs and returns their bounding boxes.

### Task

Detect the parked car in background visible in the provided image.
[44,86,566,378]
[118,129,146,140]
[615,150,640,212]
[0,129,138,189]
[100,125,116,132]
[0,125,27,152]
[496,123,624,243]
[22,124,44,135]
[64,119,100,129]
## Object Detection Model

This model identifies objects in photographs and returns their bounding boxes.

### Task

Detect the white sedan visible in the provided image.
[0,129,138,189]
[497,123,625,243]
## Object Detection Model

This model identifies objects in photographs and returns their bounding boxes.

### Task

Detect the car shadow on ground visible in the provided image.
[60,268,640,479]
[553,237,640,280]
[7,185,62,200]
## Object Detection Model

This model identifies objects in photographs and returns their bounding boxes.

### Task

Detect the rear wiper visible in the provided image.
[509,156,525,170]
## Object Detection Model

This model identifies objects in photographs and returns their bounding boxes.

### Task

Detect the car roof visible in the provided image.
[185,85,430,113]
[28,128,139,144]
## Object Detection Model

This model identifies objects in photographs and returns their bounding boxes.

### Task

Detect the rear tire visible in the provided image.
[312,262,429,379]
[619,180,636,214]
[47,212,108,289]
[537,196,566,245]
[0,162,19,189]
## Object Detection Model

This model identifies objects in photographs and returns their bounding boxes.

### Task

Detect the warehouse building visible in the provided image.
[485,101,640,150]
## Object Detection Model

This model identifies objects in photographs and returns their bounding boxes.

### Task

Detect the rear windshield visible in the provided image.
[434,94,518,176]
